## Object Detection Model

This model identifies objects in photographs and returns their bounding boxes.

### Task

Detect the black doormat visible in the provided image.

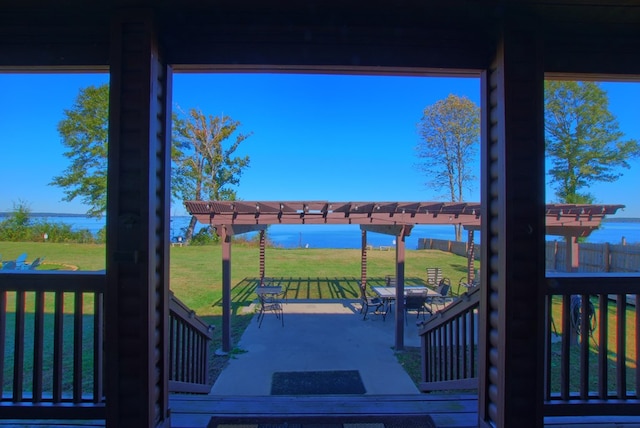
[208,414,437,427]
[271,370,366,395]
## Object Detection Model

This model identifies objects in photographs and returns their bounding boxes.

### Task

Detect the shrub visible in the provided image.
[189,226,218,246]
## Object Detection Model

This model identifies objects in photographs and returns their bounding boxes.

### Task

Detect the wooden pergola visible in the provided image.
[185,200,623,351]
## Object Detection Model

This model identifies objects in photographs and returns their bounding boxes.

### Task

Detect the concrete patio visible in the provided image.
[209,299,424,396]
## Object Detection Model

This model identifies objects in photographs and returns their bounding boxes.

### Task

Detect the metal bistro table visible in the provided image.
[370,285,440,318]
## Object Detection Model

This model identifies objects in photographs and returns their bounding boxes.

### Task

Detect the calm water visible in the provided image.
[9,215,640,249]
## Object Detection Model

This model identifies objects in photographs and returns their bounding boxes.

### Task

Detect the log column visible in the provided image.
[479,26,545,428]
[106,9,171,428]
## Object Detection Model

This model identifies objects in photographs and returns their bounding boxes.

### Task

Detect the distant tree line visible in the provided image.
[0,202,104,243]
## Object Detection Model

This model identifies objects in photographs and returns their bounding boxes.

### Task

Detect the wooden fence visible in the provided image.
[546,241,640,273]
[419,238,640,273]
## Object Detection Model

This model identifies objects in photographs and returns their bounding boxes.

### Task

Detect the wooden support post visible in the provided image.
[565,236,579,272]
[106,8,171,427]
[259,230,266,282]
[221,225,232,354]
[467,229,476,283]
[395,226,406,351]
[361,229,367,296]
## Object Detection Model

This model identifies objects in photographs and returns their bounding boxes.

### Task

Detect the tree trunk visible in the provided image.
[454,223,462,241]
[185,215,198,242]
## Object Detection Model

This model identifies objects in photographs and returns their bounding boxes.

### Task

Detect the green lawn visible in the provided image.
[0,241,475,389]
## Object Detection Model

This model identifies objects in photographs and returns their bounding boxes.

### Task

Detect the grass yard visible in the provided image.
[1,241,475,390]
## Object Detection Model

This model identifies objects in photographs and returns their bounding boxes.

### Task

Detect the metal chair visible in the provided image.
[359,282,387,320]
[404,292,430,324]
[426,267,443,287]
[426,278,452,313]
[256,288,284,328]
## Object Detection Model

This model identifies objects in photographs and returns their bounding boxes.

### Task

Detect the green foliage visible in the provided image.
[0,201,32,241]
[50,84,109,217]
[545,81,640,203]
[172,108,252,241]
[416,94,480,202]
[189,226,219,246]
[0,201,98,243]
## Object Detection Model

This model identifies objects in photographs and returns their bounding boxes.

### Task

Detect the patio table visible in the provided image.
[370,286,440,317]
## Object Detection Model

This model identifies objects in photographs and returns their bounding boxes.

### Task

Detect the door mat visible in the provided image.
[271,370,366,395]
[208,414,437,427]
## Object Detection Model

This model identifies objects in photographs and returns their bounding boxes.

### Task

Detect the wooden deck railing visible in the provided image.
[168,291,214,394]
[418,273,640,417]
[417,287,480,392]
[544,273,640,416]
[0,271,106,419]
[0,271,214,421]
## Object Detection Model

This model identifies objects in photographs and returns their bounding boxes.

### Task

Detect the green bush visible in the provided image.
[189,226,218,246]
[0,202,99,244]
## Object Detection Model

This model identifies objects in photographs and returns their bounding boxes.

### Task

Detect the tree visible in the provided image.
[545,81,640,203]
[51,84,109,217]
[416,94,480,241]
[172,108,251,241]
[51,85,252,241]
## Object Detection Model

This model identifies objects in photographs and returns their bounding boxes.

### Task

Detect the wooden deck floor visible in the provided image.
[2,394,640,427]
[169,393,479,428]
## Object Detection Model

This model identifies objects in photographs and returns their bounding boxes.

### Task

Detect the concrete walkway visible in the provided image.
[210,299,424,396]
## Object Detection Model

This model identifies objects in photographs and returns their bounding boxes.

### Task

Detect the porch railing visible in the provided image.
[418,273,640,416]
[544,273,640,416]
[169,291,214,393]
[0,271,214,420]
[417,287,480,392]
[0,271,106,419]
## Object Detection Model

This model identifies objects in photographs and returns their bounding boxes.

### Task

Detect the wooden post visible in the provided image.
[467,229,476,283]
[479,27,545,428]
[259,229,266,282]
[106,8,171,427]
[395,226,406,351]
[221,225,232,354]
[361,229,367,296]
[565,236,579,272]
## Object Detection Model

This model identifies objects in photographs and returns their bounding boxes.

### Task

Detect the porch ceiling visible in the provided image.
[183,201,624,237]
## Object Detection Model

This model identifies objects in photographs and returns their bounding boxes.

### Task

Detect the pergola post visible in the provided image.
[360,229,367,296]
[467,229,476,283]
[221,225,232,353]
[565,235,579,273]
[394,226,406,351]
[259,229,266,283]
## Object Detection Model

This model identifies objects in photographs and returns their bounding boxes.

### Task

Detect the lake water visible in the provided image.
[8,214,640,249]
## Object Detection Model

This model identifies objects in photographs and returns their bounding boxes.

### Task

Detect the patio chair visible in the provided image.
[26,257,43,270]
[359,282,387,321]
[1,261,16,270]
[404,292,430,325]
[457,275,479,296]
[256,289,284,328]
[426,267,443,287]
[426,278,452,313]
[15,253,27,270]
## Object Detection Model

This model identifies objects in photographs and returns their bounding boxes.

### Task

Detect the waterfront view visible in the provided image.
[3,213,638,249]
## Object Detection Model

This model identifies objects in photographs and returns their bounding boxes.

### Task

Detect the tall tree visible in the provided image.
[172,108,251,241]
[416,94,480,241]
[51,84,109,217]
[544,81,640,203]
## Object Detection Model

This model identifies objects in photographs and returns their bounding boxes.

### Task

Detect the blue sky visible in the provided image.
[1,73,639,217]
